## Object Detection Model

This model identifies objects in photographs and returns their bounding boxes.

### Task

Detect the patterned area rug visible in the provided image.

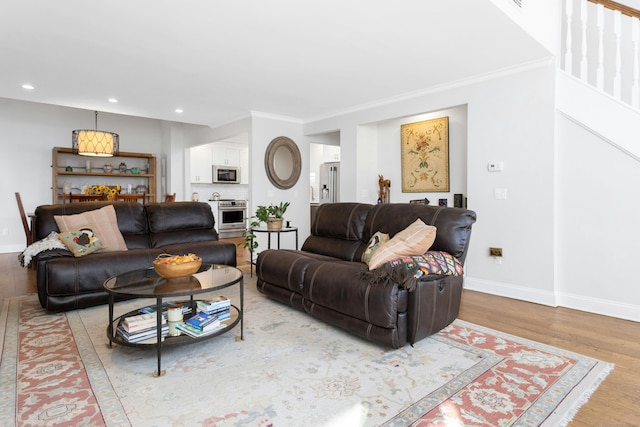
[0,276,613,427]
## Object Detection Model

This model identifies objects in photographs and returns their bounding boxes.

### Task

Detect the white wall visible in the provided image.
[490,0,561,55]
[556,113,640,320]
[248,114,308,251]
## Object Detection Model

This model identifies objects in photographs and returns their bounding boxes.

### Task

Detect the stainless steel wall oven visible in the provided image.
[217,200,246,238]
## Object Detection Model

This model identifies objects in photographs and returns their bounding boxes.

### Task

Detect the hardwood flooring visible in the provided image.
[2,251,638,425]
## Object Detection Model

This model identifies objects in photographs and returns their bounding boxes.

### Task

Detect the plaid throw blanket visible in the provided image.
[359,251,463,291]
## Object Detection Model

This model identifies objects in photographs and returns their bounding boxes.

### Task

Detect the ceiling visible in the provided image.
[0,0,550,127]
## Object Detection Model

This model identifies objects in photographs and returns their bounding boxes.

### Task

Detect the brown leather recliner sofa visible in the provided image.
[256,202,477,348]
[32,201,236,312]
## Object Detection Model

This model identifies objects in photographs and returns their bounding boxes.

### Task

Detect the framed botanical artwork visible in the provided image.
[400,117,449,192]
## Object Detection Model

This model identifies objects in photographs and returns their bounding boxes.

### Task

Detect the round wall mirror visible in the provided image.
[264,136,302,189]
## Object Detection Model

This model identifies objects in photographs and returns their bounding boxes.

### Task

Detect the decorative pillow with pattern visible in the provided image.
[54,204,127,252]
[58,227,105,257]
[361,231,390,265]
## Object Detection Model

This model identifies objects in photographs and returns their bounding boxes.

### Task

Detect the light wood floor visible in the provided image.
[2,252,638,426]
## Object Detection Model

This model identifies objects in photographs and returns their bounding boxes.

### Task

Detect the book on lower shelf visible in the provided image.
[185,311,221,332]
[175,321,225,338]
[122,313,166,333]
[117,323,169,343]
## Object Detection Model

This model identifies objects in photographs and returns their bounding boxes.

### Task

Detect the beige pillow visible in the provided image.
[55,205,128,252]
[368,219,436,270]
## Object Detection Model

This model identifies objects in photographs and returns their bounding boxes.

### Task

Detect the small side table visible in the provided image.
[250,226,298,276]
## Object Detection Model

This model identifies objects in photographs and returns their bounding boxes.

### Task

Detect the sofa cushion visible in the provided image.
[58,227,105,257]
[303,261,406,329]
[146,202,219,248]
[54,205,128,252]
[310,203,372,241]
[368,219,436,269]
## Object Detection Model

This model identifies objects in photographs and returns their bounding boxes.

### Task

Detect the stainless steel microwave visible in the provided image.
[212,165,240,184]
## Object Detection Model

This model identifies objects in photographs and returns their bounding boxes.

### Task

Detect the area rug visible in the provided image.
[0,276,613,427]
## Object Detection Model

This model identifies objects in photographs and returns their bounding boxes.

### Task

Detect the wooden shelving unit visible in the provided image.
[52,147,157,204]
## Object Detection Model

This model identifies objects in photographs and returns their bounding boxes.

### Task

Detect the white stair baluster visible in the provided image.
[580,0,589,81]
[632,17,640,109]
[614,10,622,99]
[597,4,605,90]
[565,0,574,75]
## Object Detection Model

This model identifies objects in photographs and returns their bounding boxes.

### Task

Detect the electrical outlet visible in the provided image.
[489,247,503,257]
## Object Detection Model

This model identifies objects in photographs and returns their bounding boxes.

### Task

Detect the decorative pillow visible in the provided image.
[54,204,127,252]
[361,231,390,265]
[368,218,436,270]
[58,227,105,257]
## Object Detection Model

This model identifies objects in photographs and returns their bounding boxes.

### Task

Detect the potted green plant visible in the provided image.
[242,202,290,254]
[266,201,289,230]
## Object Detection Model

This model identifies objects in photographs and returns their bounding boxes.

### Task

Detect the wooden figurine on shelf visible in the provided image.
[378,175,391,204]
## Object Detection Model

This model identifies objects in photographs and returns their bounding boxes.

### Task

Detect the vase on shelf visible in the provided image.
[103,163,113,173]
[119,162,127,173]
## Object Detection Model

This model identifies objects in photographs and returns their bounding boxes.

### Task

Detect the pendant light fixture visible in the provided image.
[72,111,119,157]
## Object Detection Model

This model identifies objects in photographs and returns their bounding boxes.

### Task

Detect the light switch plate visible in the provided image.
[488,161,504,172]
[495,188,508,199]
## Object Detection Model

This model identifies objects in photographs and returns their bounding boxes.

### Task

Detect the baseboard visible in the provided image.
[465,276,640,323]
[0,245,25,254]
[555,292,640,323]
[464,277,558,306]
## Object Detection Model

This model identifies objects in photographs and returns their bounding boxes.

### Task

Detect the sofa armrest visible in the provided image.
[406,275,463,344]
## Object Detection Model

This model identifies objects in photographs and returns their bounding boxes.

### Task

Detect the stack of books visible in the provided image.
[117,312,168,343]
[196,296,231,321]
[176,311,225,338]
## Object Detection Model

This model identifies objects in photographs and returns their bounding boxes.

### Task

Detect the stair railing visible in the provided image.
[563,0,640,110]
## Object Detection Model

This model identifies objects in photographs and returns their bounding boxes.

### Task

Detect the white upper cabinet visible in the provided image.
[190,145,213,183]
[212,144,240,166]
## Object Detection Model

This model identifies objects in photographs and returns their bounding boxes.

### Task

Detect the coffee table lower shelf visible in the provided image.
[106,301,243,376]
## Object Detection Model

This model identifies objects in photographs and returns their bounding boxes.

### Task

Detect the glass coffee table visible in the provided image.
[104,264,243,377]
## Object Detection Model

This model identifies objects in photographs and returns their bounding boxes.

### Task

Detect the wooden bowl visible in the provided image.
[153,256,202,279]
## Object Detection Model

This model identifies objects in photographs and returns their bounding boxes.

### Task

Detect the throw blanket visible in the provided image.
[18,231,67,267]
[360,251,463,291]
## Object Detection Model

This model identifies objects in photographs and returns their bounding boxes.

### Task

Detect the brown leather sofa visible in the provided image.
[256,202,476,348]
[32,201,236,312]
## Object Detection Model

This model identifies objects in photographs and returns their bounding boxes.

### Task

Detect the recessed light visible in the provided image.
[175,108,183,113]
[22,84,34,90]
[108,98,118,103]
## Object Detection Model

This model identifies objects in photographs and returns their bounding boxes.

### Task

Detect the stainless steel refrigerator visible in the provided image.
[319,162,340,204]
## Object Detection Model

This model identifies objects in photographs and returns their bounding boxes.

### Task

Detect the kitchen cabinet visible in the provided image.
[52,147,157,204]
[212,144,240,167]
[190,145,213,183]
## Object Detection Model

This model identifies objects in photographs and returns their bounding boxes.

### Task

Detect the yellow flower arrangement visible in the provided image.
[84,185,121,199]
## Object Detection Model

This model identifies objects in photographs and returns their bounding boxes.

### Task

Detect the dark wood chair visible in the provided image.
[115,193,146,204]
[62,193,106,203]
[164,193,176,202]
[15,192,33,246]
